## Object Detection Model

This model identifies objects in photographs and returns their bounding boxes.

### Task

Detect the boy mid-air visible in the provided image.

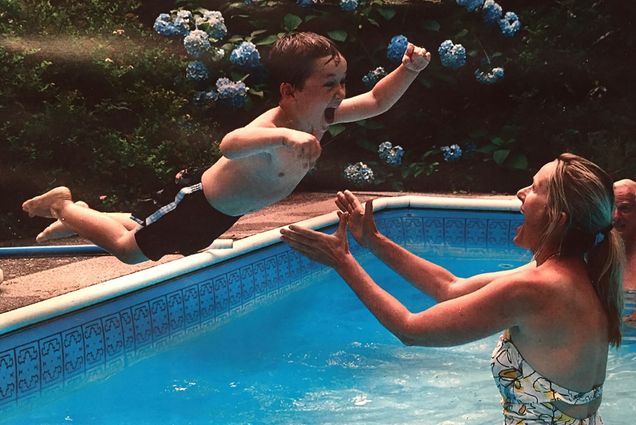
[22,32,431,264]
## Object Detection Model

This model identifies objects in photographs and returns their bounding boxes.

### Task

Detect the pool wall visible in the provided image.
[0,195,523,414]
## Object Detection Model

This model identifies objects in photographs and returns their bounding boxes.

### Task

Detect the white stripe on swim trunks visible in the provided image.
[144,183,202,226]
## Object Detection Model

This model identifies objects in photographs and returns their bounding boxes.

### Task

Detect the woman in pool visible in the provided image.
[280,153,623,424]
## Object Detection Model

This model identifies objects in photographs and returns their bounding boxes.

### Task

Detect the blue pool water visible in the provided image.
[5,251,636,425]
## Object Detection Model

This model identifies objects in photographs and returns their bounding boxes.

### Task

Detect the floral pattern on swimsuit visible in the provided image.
[491,334,604,425]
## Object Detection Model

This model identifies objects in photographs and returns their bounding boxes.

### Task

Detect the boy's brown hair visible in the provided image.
[267,32,342,91]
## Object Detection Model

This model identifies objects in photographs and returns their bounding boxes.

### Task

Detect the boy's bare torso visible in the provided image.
[201,107,327,217]
[200,43,430,218]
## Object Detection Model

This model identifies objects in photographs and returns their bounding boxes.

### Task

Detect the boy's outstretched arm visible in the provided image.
[220,126,321,165]
[334,43,431,123]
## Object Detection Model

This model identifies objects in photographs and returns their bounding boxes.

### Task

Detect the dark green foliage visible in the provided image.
[1,0,634,240]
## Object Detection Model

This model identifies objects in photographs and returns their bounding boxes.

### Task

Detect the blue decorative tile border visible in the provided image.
[0,207,527,414]
[374,209,526,259]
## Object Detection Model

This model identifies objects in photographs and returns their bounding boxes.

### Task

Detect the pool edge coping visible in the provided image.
[0,195,520,336]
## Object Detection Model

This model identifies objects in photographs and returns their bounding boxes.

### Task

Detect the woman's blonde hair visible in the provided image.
[538,153,624,346]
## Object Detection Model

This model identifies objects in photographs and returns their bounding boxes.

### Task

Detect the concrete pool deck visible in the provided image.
[0,191,515,314]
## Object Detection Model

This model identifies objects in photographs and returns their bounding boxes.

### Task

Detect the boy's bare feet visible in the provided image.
[22,186,73,219]
[36,201,88,242]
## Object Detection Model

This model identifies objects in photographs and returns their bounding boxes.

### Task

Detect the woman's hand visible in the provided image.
[335,190,379,248]
[280,211,352,269]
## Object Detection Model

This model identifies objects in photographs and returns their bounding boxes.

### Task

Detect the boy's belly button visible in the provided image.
[278,172,285,177]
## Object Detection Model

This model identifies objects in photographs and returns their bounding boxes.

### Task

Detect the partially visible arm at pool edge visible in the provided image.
[364,227,536,301]
[334,253,528,347]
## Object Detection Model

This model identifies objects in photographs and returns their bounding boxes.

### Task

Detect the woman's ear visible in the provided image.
[280,82,295,99]
[558,211,569,227]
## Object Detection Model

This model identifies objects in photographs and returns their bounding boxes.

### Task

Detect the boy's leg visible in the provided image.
[23,187,148,264]
[36,202,136,242]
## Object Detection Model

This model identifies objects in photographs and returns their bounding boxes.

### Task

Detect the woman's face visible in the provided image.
[514,161,557,251]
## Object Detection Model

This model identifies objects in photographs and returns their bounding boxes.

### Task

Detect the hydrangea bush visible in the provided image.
[13,0,617,229]
[438,40,466,69]
[387,35,409,63]
[153,7,252,110]
[362,67,387,88]
[378,141,404,166]
[344,162,375,185]
[147,0,528,187]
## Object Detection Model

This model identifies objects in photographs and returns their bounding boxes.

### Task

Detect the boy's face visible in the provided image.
[291,54,347,128]
[613,180,636,240]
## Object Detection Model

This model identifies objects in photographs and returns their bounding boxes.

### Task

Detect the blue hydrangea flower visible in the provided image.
[499,11,521,37]
[173,10,193,36]
[216,77,248,109]
[344,162,375,185]
[482,0,503,25]
[297,0,316,7]
[387,35,409,63]
[362,67,387,89]
[474,67,504,84]
[196,10,227,41]
[441,144,463,162]
[438,40,466,69]
[183,30,211,59]
[378,141,404,166]
[456,0,484,12]
[193,90,218,106]
[340,0,359,12]
[186,61,209,82]
[229,41,261,69]
[153,14,181,37]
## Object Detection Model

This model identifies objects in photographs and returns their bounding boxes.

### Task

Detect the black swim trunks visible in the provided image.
[133,183,241,261]
[132,167,205,221]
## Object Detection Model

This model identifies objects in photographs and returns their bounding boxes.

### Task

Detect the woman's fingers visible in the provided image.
[280,229,317,254]
[286,224,323,240]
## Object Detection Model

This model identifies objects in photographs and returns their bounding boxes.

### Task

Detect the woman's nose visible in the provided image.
[517,186,528,201]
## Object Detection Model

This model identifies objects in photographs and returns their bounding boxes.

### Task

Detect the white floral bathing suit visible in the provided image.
[491,333,604,425]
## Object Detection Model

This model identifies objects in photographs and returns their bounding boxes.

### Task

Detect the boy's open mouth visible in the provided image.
[324,107,336,124]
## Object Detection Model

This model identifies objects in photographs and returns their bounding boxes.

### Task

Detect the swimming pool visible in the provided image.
[1,196,634,424]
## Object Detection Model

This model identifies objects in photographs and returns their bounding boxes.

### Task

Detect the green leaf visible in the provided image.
[250,29,268,37]
[454,29,469,39]
[490,136,505,146]
[248,88,264,98]
[421,20,440,32]
[255,34,279,46]
[356,119,385,130]
[493,149,510,165]
[477,145,497,154]
[366,18,380,27]
[327,30,348,42]
[508,153,528,170]
[227,35,244,43]
[283,14,302,32]
[356,138,377,153]
[327,124,346,137]
[376,8,396,20]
